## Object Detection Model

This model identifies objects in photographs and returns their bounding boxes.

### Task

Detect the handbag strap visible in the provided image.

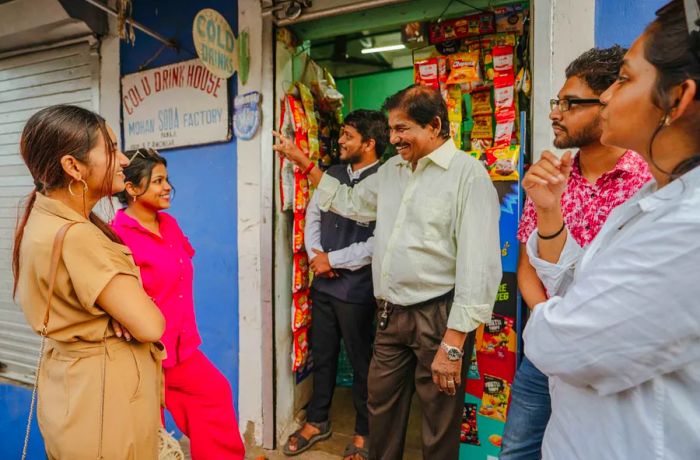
[22,221,77,460]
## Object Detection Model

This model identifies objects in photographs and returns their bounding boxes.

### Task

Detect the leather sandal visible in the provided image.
[343,435,369,460]
[282,421,332,456]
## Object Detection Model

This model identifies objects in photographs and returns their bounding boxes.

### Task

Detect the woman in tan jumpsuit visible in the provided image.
[13,105,166,459]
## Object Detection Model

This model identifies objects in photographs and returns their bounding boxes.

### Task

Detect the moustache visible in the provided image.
[552,123,567,133]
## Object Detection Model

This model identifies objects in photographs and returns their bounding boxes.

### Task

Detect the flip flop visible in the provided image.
[282,421,332,456]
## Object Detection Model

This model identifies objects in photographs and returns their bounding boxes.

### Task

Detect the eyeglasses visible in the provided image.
[549,98,602,113]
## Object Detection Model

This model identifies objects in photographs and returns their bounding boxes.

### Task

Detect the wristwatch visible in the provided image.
[440,341,464,361]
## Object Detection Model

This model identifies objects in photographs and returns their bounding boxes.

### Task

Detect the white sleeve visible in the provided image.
[524,217,700,396]
[328,236,374,271]
[304,193,323,261]
[525,229,583,297]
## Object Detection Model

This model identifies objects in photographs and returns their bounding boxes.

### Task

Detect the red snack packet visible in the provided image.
[292,326,309,371]
[414,58,440,89]
[479,313,516,358]
[293,171,310,214]
[292,289,311,332]
[292,252,309,293]
[292,212,306,253]
[493,45,514,74]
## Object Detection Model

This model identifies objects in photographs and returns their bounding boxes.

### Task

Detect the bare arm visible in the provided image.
[97,275,165,343]
[517,244,548,309]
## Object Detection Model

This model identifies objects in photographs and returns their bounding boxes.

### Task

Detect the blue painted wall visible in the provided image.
[120,0,240,434]
[595,0,668,47]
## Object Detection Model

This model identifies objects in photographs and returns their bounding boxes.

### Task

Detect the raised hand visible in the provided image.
[522,150,574,211]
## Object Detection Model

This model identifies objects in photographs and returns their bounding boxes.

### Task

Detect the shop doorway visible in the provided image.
[270,1,532,458]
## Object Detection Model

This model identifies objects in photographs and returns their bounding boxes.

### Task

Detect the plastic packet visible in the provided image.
[479,374,511,422]
[486,144,520,180]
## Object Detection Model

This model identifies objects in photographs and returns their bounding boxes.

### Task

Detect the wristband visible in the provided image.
[537,222,566,240]
[301,162,315,175]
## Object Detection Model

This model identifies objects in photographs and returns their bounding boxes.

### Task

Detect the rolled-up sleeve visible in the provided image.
[526,229,583,297]
[524,217,700,396]
[448,171,502,333]
[315,171,379,224]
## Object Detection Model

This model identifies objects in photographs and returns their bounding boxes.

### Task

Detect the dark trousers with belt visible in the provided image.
[306,288,376,435]
[368,294,475,460]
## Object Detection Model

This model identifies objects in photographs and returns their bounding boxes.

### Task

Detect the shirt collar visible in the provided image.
[347,160,379,179]
[572,150,646,179]
[397,139,457,170]
[33,193,88,222]
[638,165,700,213]
[112,208,159,236]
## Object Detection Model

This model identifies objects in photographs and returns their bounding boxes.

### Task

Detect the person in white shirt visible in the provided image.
[283,110,386,460]
[275,85,501,459]
[521,1,700,458]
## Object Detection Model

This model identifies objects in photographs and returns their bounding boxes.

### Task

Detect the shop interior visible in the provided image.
[273,1,531,457]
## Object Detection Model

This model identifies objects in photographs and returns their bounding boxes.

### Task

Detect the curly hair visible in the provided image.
[565,45,628,94]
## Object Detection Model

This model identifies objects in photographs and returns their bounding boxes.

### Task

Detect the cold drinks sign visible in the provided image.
[193,8,237,79]
[121,59,229,150]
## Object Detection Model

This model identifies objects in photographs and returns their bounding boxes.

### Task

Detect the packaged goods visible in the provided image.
[486,144,520,180]
[446,51,482,86]
[479,374,511,422]
[494,82,514,113]
[291,289,311,332]
[450,121,462,149]
[429,13,495,44]
[447,86,463,121]
[470,115,493,139]
[291,326,309,371]
[467,345,480,380]
[479,314,516,358]
[494,4,528,35]
[488,434,503,448]
[293,170,310,213]
[494,119,515,147]
[292,252,309,293]
[292,212,306,253]
[460,403,481,445]
[279,97,295,211]
[296,83,320,162]
[493,45,514,74]
[414,57,440,89]
[470,88,493,116]
[470,137,493,151]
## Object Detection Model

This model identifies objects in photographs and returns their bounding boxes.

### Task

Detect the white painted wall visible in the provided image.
[99,13,121,145]
[532,0,595,160]
[237,0,276,449]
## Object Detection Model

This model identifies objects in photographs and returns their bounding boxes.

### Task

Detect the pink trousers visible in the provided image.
[164,350,246,459]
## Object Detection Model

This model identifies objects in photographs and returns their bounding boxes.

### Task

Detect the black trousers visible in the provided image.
[306,288,375,435]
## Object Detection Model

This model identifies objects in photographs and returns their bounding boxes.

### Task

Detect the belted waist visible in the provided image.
[46,336,165,361]
[378,289,455,310]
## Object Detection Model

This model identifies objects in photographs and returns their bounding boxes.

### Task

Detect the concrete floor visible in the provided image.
[245,387,423,460]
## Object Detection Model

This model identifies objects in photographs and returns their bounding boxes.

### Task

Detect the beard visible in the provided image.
[341,148,363,164]
[553,118,603,149]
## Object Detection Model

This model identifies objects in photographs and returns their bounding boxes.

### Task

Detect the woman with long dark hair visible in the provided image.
[14,105,166,458]
[111,148,245,459]
[521,1,700,458]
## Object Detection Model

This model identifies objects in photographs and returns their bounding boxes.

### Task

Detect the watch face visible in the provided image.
[448,348,462,361]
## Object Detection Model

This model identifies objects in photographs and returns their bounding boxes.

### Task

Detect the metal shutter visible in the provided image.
[0,41,99,383]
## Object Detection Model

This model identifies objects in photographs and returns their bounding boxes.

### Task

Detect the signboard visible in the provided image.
[193,8,237,79]
[121,59,229,150]
[233,91,261,140]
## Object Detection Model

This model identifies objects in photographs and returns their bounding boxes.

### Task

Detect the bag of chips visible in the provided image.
[414,57,440,89]
[279,97,295,212]
[494,4,528,35]
[293,171,310,214]
[470,88,493,116]
[447,85,463,122]
[470,137,493,151]
[291,326,309,371]
[493,45,514,74]
[460,403,481,445]
[486,144,520,180]
[450,121,462,149]
[446,51,482,86]
[479,314,516,358]
[292,252,309,293]
[479,374,511,422]
[291,289,311,332]
[292,211,306,253]
[470,115,493,139]
[296,83,320,162]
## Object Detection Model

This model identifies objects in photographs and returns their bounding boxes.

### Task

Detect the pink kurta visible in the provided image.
[112,209,202,368]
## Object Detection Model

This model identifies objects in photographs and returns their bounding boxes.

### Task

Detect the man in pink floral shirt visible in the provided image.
[500,46,652,460]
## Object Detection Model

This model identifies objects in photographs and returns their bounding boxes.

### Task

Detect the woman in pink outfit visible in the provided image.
[111,148,245,460]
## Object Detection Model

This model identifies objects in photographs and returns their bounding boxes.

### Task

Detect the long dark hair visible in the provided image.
[13,105,121,296]
[645,0,700,178]
[115,148,170,206]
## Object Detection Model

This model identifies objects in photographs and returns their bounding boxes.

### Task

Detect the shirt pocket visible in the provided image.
[416,196,453,240]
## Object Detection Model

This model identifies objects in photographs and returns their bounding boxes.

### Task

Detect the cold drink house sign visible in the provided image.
[121,59,230,150]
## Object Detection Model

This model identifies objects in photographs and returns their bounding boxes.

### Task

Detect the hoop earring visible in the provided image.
[68,179,88,197]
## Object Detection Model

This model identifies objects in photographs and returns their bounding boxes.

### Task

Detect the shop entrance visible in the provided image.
[271,1,531,457]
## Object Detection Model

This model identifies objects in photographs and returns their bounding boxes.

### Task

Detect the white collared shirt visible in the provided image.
[314,139,502,333]
[525,166,700,459]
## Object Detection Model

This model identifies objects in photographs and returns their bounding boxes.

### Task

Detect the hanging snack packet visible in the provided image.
[494,82,514,113]
[493,45,514,74]
[293,171,310,213]
[451,121,462,149]
[486,144,520,180]
[470,115,493,139]
[292,212,306,253]
[479,314,516,359]
[291,289,311,332]
[470,88,493,115]
[414,57,440,89]
[494,120,515,147]
[471,138,493,151]
[479,374,511,422]
[279,97,295,212]
[291,326,309,371]
[446,51,481,86]
[292,252,309,293]
[460,403,481,445]
[296,83,320,162]
[447,86,463,121]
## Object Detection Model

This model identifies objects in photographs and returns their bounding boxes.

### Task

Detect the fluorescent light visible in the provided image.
[361,44,406,54]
